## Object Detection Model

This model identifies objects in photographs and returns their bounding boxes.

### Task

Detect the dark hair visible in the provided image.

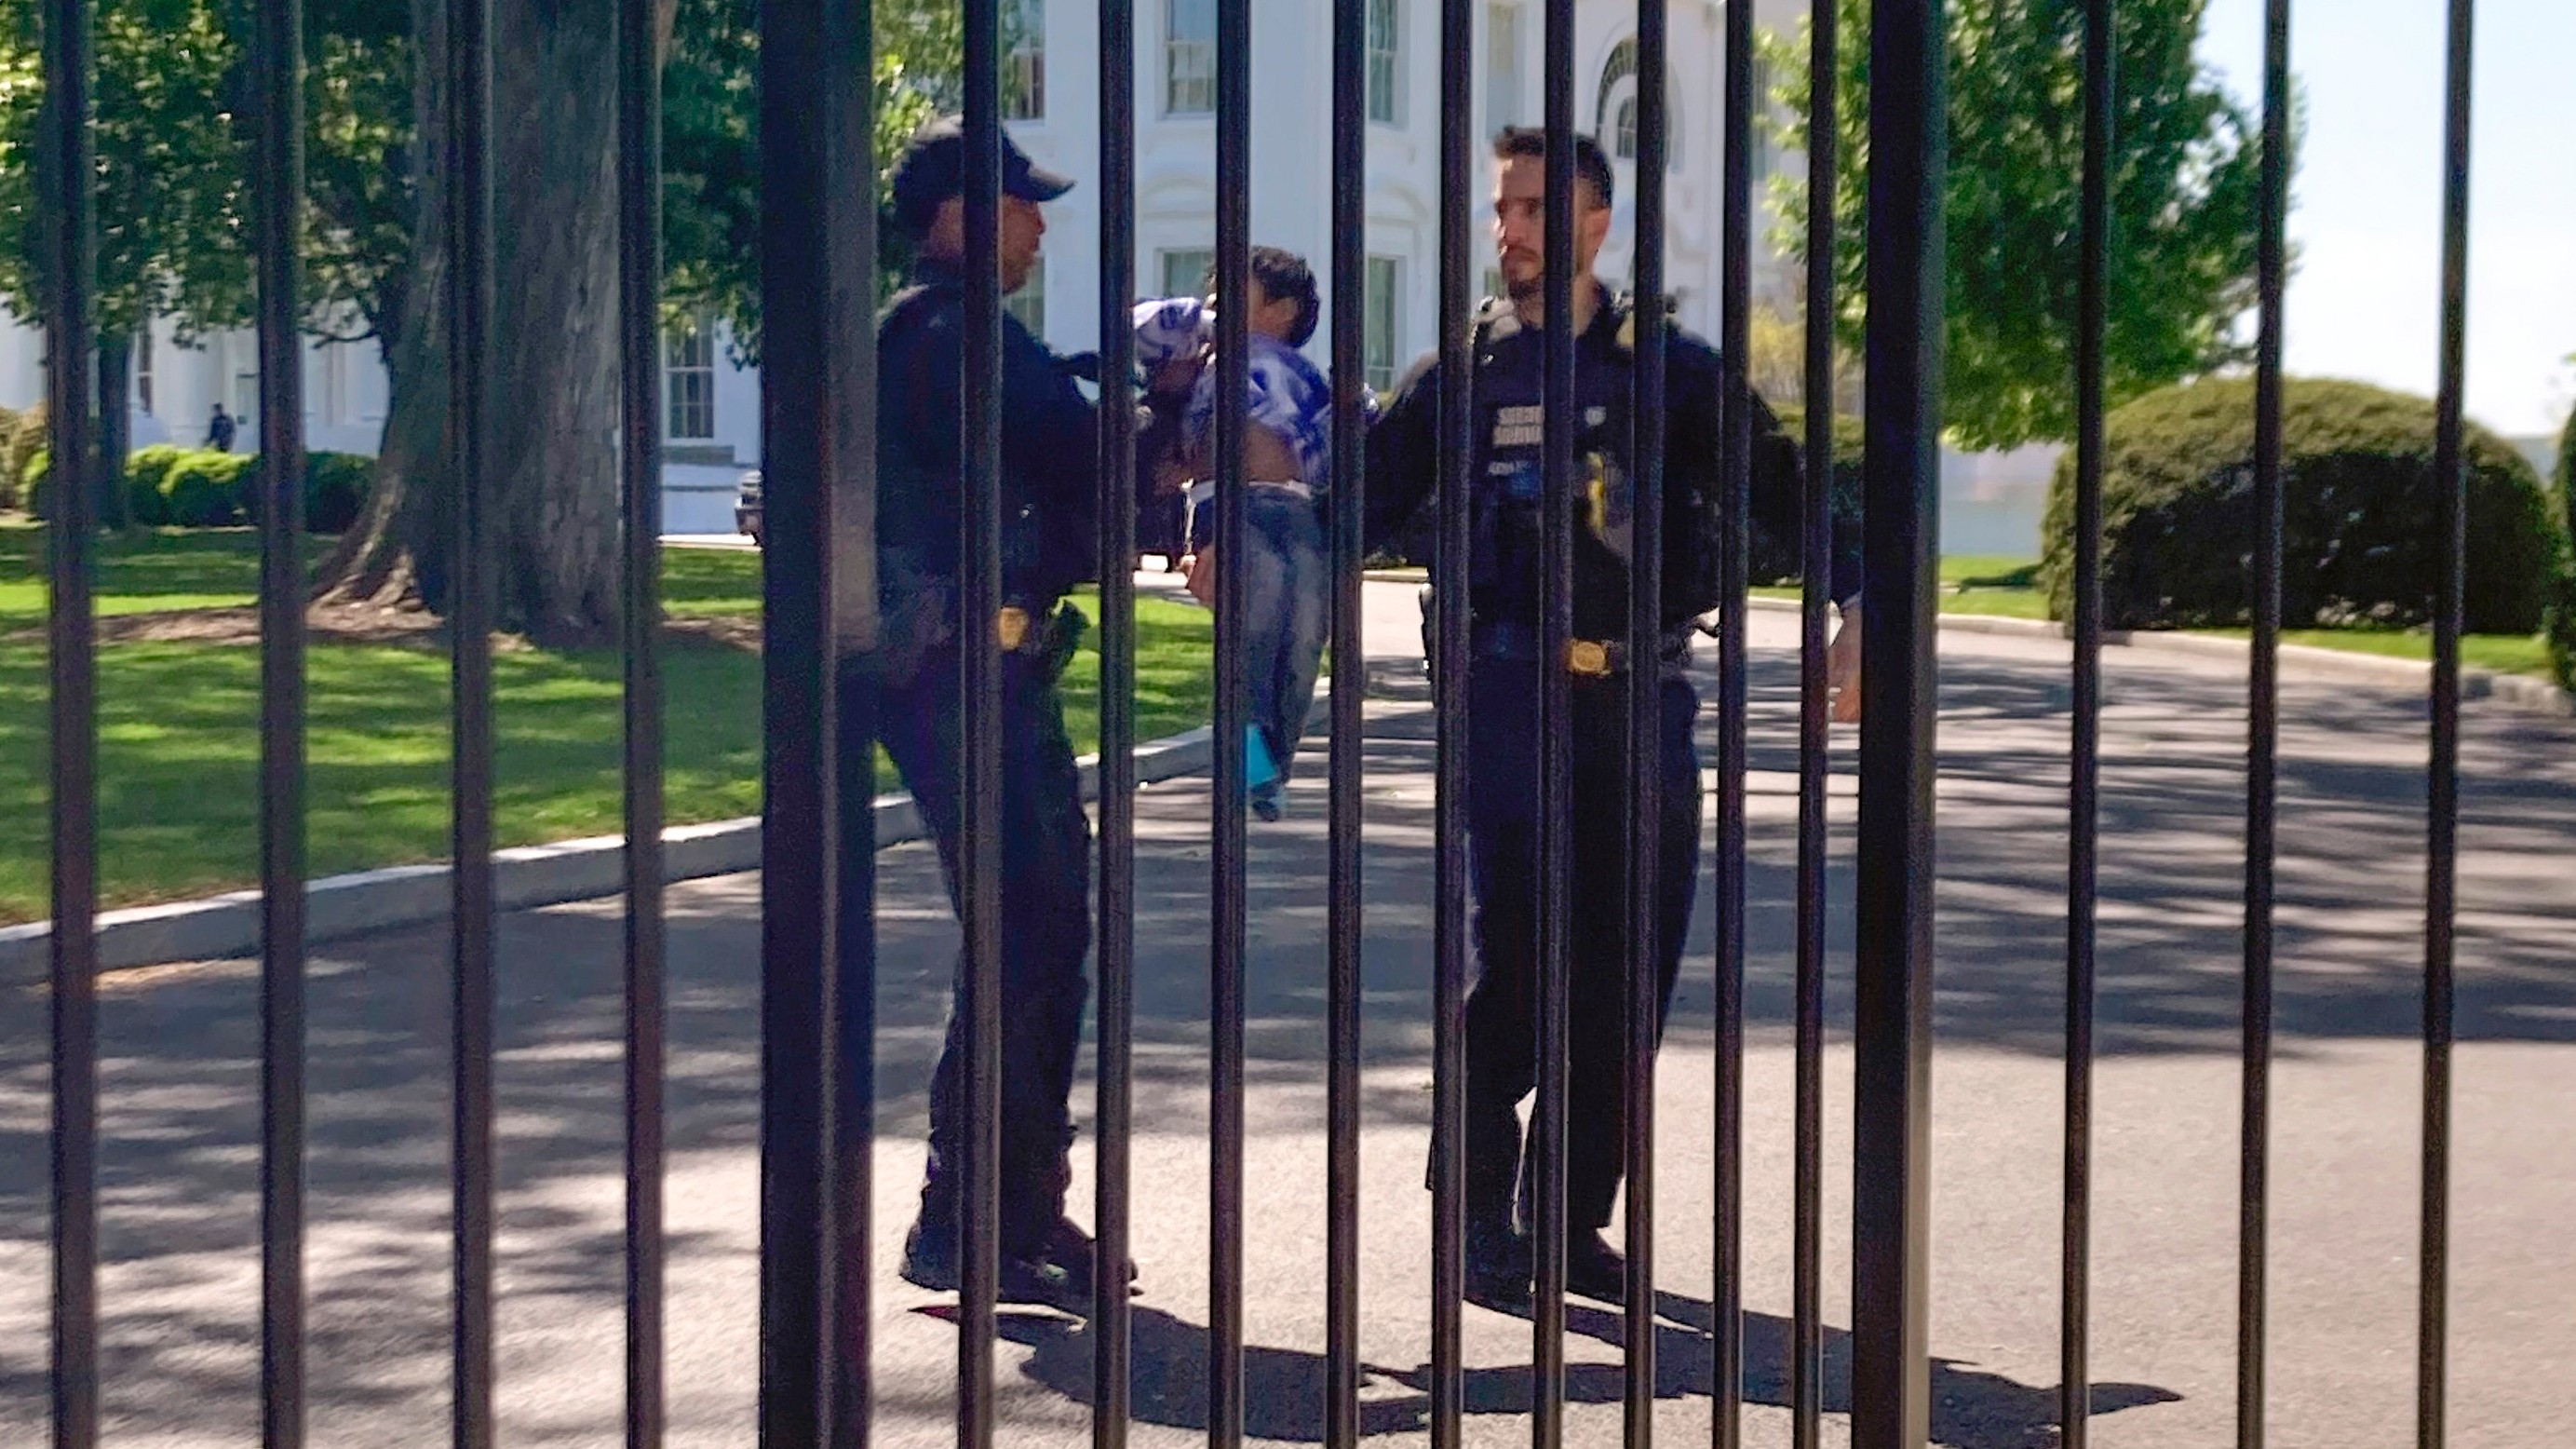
[1204,245,1322,349]
[1490,126,1615,212]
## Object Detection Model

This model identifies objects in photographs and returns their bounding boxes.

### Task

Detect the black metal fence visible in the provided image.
[28,0,2489,1444]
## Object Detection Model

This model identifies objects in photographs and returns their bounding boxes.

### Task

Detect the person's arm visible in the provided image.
[1000,318,1101,589]
[1743,388,1861,609]
[1358,350,1442,560]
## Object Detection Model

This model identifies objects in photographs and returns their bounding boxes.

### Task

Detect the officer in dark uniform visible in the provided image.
[862,116,1111,1309]
[1360,128,1863,1304]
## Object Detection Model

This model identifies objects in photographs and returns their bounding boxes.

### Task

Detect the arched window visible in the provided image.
[1594,36,1679,168]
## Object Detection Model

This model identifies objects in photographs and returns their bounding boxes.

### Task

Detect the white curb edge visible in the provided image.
[1742,597,2574,719]
[0,682,1347,984]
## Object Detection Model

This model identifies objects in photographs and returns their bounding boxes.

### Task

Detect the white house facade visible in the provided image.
[7,0,2001,547]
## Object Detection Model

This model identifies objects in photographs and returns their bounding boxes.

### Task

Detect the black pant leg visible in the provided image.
[878,648,1095,1253]
[1561,673,1703,1229]
[991,660,1095,1252]
[1452,657,1543,1225]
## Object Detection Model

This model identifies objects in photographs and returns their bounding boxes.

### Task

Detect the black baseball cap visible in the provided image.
[889,115,1075,237]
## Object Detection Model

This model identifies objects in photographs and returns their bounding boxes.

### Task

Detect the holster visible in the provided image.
[872,550,956,693]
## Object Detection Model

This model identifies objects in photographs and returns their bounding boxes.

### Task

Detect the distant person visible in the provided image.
[206,403,236,453]
[1135,245,1371,820]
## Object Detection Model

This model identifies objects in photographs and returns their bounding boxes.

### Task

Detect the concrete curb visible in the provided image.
[0,679,1360,985]
[1742,596,2574,718]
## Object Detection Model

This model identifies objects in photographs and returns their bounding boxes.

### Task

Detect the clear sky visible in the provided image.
[2196,0,2575,440]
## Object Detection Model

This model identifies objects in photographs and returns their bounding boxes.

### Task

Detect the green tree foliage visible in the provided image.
[663,0,1032,358]
[297,0,415,345]
[1767,0,2269,451]
[0,0,252,341]
[0,0,251,521]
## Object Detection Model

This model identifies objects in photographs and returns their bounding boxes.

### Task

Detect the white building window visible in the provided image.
[1366,0,1402,125]
[1363,256,1400,394]
[1005,263,1046,336]
[134,328,155,415]
[1165,0,1215,115]
[1485,5,1523,136]
[234,372,258,430]
[1158,247,1215,303]
[1595,37,1679,169]
[1004,0,1045,121]
[664,314,717,440]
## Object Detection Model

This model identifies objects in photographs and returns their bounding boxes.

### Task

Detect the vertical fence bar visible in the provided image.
[755,0,843,1434]
[959,0,1006,1441]
[1327,0,1368,1442]
[1790,0,1838,1443]
[1095,0,1139,1440]
[824,0,877,1437]
[253,0,310,1439]
[1533,0,1578,1440]
[1207,0,1251,1441]
[2420,2,2475,1443]
[1713,0,1758,1438]
[444,0,499,1435]
[1851,0,1943,1441]
[616,0,667,1438]
[2062,1,2111,1443]
[1430,0,1476,1441]
[1625,0,1669,1439]
[41,0,99,1435]
[1791,0,1839,1442]
[2238,4,2289,1444]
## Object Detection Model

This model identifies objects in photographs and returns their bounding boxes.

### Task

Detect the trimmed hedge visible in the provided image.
[2553,415,2576,688]
[26,446,374,533]
[163,451,255,526]
[0,404,44,511]
[2041,377,2565,634]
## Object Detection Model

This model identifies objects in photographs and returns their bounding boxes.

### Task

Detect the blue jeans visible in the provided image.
[1221,483,1329,809]
[850,638,1093,1255]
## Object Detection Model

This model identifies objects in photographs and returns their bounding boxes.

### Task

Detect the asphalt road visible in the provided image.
[4,592,2573,1446]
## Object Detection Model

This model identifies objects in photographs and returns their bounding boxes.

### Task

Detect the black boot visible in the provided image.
[1564,1228,1628,1307]
[901,1212,1097,1313]
[1035,1215,1140,1303]
[1464,1212,1532,1312]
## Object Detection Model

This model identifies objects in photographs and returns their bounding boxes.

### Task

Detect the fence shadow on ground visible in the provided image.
[944,1291,2178,1448]
[0,638,2565,1437]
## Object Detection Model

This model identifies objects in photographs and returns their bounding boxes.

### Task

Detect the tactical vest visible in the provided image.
[1463,295,1800,630]
[1463,296,1720,632]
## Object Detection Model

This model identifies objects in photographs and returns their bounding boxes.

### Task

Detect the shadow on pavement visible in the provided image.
[0,638,2565,1437]
[952,1289,2178,1448]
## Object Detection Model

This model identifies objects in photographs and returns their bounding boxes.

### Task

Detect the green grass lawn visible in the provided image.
[0,535,1212,924]
[0,524,335,627]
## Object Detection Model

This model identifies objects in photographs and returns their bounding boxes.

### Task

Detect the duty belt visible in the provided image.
[1468,619,1694,676]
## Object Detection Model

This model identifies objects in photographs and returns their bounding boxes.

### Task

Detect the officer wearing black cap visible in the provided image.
[863,115,1112,1310]
[1358,128,1864,1307]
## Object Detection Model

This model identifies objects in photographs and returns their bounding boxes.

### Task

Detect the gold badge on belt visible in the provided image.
[1565,639,1612,677]
[997,606,1031,651]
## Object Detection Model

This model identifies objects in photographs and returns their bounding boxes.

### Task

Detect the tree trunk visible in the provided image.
[313,0,666,648]
[95,333,131,530]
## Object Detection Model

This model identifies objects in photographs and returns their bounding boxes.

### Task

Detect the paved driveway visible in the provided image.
[4,602,2572,1446]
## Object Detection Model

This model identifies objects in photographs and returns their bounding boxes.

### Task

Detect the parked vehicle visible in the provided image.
[735,467,762,547]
